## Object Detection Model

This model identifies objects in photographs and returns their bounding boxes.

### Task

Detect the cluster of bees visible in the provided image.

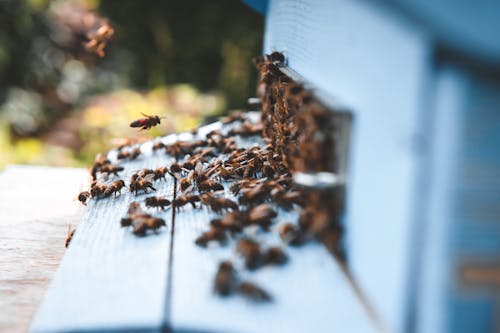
[72,51,344,302]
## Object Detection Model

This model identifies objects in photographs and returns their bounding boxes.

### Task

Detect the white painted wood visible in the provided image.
[30,135,179,333]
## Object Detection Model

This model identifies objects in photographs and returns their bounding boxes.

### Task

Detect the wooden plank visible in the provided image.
[0,166,87,333]
[30,135,179,333]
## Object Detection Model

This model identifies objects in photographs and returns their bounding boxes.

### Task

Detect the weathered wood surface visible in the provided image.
[0,166,87,333]
[30,117,377,333]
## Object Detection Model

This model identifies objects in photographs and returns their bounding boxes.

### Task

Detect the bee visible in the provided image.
[271,189,304,210]
[268,51,285,63]
[152,141,166,151]
[129,113,164,131]
[78,191,90,205]
[144,196,171,210]
[65,225,76,248]
[220,111,246,125]
[128,147,142,160]
[199,193,238,214]
[197,179,224,193]
[117,150,131,160]
[132,217,166,236]
[152,166,169,181]
[279,223,305,246]
[129,176,156,195]
[244,204,277,230]
[169,162,183,174]
[210,216,243,234]
[237,282,272,302]
[89,182,108,198]
[138,168,154,178]
[99,164,124,177]
[179,177,192,191]
[103,180,126,197]
[237,238,263,270]
[172,194,200,210]
[194,226,227,248]
[263,247,288,266]
[214,261,238,296]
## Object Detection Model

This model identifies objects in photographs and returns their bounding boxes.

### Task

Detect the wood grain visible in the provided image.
[0,166,88,333]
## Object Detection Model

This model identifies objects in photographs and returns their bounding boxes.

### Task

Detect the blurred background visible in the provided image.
[0,0,263,169]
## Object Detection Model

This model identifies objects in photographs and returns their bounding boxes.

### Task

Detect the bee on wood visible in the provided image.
[152,166,169,181]
[244,204,277,230]
[65,225,76,248]
[77,191,90,205]
[210,216,243,234]
[268,51,285,63]
[99,164,124,177]
[145,196,171,210]
[90,153,111,180]
[220,111,246,125]
[132,217,166,236]
[152,141,166,151]
[271,190,304,210]
[129,176,156,195]
[197,179,224,193]
[117,150,130,160]
[130,113,164,131]
[214,261,238,296]
[237,282,272,302]
[194,226,227,248]
[263,247,288,266]
[237,238,263,270]
[138,168,154,178]
[179,177,192,191]
[279,223,305,246]
[199,193,238,214]
[103,180,126,197]
[89,182,108,198]
[129,147,142,160]
[169,162,183,174]
[172,194,200,210]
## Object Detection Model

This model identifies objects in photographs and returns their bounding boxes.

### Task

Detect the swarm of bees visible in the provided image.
[72,51,344,303]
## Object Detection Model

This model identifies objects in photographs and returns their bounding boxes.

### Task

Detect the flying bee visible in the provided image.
[144,196,171,210]
[130,113,165,131]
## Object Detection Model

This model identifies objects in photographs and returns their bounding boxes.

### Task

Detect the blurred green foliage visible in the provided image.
[0,0,264,169]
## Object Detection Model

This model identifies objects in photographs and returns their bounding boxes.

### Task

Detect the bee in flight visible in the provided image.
[130,113,165,131]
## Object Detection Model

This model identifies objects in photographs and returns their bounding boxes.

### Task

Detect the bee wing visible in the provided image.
[140,112,152,118]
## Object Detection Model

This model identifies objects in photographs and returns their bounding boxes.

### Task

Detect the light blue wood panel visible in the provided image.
[31,135,179,333]
[264,1,431,331]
